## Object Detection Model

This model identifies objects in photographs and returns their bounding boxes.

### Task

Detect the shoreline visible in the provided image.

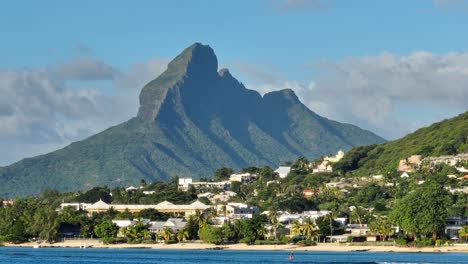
[4,240,468,253]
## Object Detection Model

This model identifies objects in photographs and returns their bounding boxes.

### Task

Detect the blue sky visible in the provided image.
[0,0,467,165]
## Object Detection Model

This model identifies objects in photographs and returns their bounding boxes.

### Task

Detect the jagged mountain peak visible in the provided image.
[167,42,218,75]
[0,43,386,197]
[218,68,232,78]
[263,88,301,106]
[137,43,219,121]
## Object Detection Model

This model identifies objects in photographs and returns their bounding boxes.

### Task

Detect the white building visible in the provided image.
[213,203,259,219]
[149,218,186,234]
[325,182,351,189]
[324,150,345,163]
[178,177,230,191]
[313,161,333,173]
[60,200,210,218]
[272,210,331,225]
[190,180,231,190]
[178,178,193,191]
[275,166,291,179]
[60,202,91,211]
[229,173,258,183]
[209,191,237,203]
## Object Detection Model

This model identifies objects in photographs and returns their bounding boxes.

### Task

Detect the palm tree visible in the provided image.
[193,210,205,224]
[124,226,139,241]
[270,220,284,241]
[140,229,152,240]
[350,206,368,235]
[177,228,189,242]
[210,208,219,219]
[257,225,268,240]
[370,217,393,241]
[161,226,173,242]
[222,205,228,217]
[459,226,468,243]
[199,218,209,229]
[291,220,303,237]
[302,218,317,241]
[268,208,280,240]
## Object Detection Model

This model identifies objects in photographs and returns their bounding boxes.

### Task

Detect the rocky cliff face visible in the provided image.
[0,43,385,197]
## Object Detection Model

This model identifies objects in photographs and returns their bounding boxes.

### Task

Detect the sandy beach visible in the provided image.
[4,240,468,253]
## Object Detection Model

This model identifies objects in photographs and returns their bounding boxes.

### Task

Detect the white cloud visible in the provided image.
[0,58,168,166]
[114,58,169,91]
[236,51,468,140]
[54,58,120,80]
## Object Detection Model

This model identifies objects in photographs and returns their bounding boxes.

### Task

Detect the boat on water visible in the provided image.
[32,245,41,249]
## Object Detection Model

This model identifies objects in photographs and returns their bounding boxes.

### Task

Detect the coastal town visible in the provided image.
[1,150,467,251]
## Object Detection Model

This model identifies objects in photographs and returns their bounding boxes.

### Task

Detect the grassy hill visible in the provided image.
[333,111,468,175]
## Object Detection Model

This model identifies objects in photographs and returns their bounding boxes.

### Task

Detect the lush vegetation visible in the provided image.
[334,111,468,175]
[0,156,466,246]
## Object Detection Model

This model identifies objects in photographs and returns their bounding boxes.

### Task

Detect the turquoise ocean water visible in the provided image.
[0,247,466,264]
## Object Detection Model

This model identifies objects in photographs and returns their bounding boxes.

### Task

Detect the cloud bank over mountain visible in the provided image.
[237,51,468,140]
[0,57,168,165]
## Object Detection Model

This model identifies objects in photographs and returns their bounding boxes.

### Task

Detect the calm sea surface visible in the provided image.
[0,247,466,264]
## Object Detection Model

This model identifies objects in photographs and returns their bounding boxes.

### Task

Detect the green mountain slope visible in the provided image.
[0,43,385,197]
[334,111,468,175]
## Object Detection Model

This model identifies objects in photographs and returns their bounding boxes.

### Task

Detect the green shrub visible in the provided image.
[240,237,255,245]
[127,239,143,244]
[395,234,408,246]
[164,240,178,244]
[413,238,435,247]
[254,240,286,245]
[346,236,353,243]
[290,236,306,244]
[296,240,316,247]
[280,236,290,244]
[101,237,127,244]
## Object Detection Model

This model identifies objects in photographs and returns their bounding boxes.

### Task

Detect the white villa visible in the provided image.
[275,210,331,225]
[324,150,345,163]
[213,203,259,219]
[275,166,291,178]
[149,218,186,234]
[229,173,258,183]
[178,177,230,191]
[190,180,231,190]
[312,150,345,174]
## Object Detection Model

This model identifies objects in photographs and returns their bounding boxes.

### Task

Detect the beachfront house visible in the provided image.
[149,218,186,234]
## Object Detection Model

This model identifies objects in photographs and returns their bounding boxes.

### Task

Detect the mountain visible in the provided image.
[0,43,385,197]
[333,111,468,175]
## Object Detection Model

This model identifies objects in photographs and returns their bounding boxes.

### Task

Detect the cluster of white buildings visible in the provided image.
[178,172,258,191]
[398,153,468,173]
[312,150,345,173]
[197,191,237,203]
[111,218,187,237]
[60,200,210,217]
